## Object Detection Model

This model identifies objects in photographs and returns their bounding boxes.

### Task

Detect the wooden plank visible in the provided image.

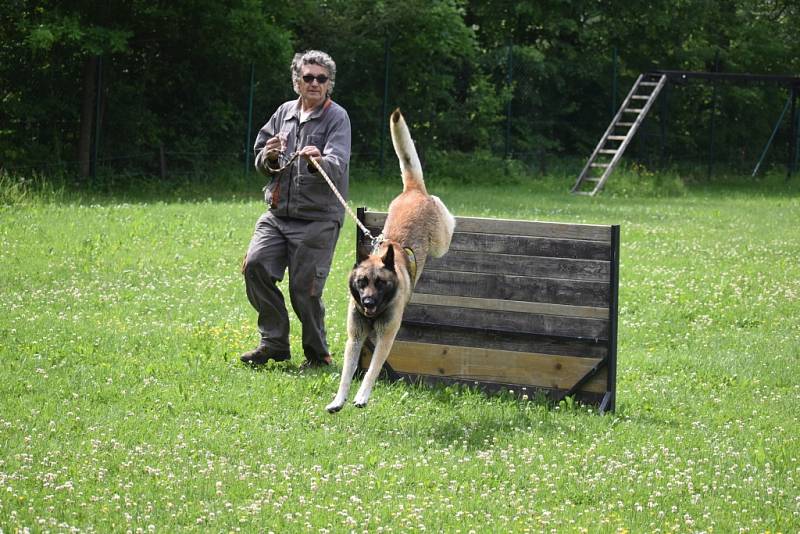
[416,270,610,307]
[396,323,608,359]
[450,232,611,260]
[359,231,611,261]
[363,212,612,242]
[403,305,609,340]
[359,241,614,284]
[362,341,607,393]
[410,293,609,319]
[454,217,612,242]
[423,250,611,282]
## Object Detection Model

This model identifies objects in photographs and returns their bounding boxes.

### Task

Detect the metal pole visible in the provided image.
[600,224,620,415]
[504,40,513,159]
[379,34,390,178]
[752,93,791,177]
[611,46,618,119]
[788,86,798,180]
[792,87,800,176]
[707,51,719,179]
[245,62,255,174]
[159,143,167,179]
[659,83,668,168]
[91,54,102,182]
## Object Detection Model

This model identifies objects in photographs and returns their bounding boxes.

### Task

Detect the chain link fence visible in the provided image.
[5,46,798,182]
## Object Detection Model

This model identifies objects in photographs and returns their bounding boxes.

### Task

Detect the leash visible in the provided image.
[263,149,385,251]
[307,156,385,250]
[264,149,298,173]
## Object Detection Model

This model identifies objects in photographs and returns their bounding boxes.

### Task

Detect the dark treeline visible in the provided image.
[1,1,798,181]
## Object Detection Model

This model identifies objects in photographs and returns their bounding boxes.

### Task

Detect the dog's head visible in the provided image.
[349,245,399,318]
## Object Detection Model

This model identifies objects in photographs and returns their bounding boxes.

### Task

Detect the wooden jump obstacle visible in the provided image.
[356,209,620,413]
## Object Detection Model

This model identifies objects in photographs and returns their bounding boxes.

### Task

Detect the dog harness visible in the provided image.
[404,247,418,285]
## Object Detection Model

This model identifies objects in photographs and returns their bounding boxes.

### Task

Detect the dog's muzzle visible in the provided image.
[361,296,377,316]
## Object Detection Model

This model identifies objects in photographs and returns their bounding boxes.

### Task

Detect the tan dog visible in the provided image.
[326,109,455,412]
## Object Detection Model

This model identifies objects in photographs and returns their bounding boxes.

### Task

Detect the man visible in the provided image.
[241,50,351,369]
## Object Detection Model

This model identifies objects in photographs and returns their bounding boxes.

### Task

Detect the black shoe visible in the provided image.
[299,354,333,370]
[240,346,290,366]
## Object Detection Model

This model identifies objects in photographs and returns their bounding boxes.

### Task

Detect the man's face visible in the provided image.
[298,64,330,110]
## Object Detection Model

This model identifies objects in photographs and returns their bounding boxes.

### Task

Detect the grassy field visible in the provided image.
[1,170,799,532]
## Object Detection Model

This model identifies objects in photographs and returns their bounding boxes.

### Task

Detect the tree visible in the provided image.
[1,0,293,177]
[276,0,503,160]
[2,0,797,181]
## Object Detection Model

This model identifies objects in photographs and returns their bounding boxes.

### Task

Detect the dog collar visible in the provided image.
[404,247,417,285]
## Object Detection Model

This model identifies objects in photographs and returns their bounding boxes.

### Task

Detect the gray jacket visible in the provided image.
[254,98,351,224]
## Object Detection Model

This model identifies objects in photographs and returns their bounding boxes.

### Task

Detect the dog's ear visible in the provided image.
[348,269,361,301]
[381,245,395,273]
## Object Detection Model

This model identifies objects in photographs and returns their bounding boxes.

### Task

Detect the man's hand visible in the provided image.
[298,145,322,162]
[265,133,287,161]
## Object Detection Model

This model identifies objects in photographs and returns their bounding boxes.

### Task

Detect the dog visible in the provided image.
[326,109,455,412]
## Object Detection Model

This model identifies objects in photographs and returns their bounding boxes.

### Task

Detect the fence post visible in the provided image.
[788,86,798,180]
[611,46,618,119]
[159,143,167,179]
[90,55,103,182]
[707,50,720,179]
[245,62,255,175]
[659,83,668,168]
[504,40,513,160]
[379,34,390,178]
[795,88,800,176]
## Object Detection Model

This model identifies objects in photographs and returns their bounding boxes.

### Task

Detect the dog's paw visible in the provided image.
[326,401,344,413]
[353,388,371,408]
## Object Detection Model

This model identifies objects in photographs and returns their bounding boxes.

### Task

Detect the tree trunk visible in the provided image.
[78,55,98,178]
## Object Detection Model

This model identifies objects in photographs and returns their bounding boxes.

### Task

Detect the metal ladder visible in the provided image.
[571,73,667,195]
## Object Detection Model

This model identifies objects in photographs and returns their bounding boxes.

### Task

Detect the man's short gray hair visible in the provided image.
[291,50,336,97]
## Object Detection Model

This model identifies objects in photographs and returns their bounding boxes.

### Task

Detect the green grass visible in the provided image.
[1,170,799,532]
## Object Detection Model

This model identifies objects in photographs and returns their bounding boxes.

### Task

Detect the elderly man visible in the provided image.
[241,50,351,369]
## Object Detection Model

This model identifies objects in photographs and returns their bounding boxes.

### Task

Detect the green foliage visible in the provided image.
[602,163,689,198]
[1,1,799,183]
[283,0,502,155]
[423,149,531,185]
[21,12,132,55]
[0,170,64,206]
[0,0,294,171]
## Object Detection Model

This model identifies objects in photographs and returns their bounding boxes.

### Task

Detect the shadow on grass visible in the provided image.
[381,378,610,450]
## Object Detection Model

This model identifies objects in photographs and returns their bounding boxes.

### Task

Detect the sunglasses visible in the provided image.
[302,74,329,84]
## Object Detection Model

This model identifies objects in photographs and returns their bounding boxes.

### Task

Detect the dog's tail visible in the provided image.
[390,109,426,194]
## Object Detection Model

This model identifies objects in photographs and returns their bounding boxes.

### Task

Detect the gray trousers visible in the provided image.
[243,212,340,360]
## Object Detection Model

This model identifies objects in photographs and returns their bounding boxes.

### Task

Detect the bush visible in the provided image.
[424,149,531,184]
[603,162,689,198]
[0,170,64,206]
